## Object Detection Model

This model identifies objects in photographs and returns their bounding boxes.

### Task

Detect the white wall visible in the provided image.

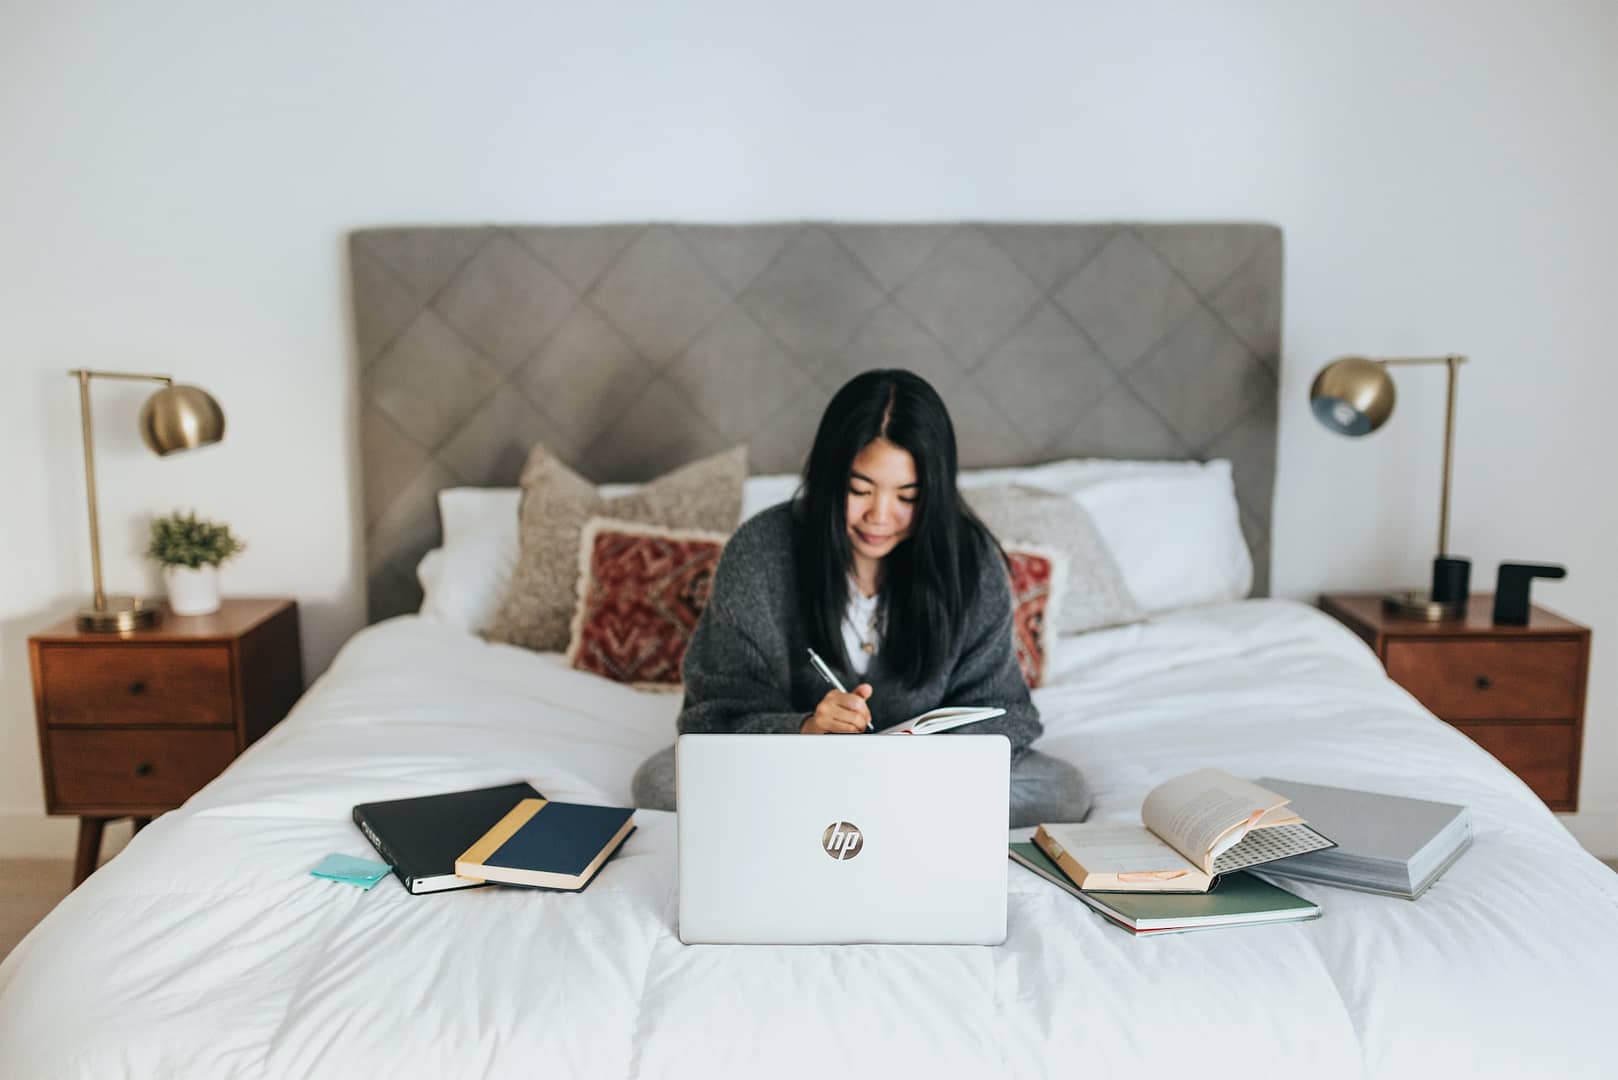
[3,0,1615,855]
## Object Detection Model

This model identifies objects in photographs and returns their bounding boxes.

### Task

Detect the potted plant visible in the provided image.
[146,510,245,616]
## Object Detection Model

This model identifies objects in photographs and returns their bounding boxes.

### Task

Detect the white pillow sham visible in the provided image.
[418,476,799,633]
[1063,460,1251,614]
[955,456,1207,493]
[416,459,1252,633]
[437,477,797,546]
[437,487,521,549]
[415,530,517,633]
[974,458,1251,613]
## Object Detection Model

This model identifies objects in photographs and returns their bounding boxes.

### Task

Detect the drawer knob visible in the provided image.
[134,762,154,777]
[1476,675,1494,690]
[128,680,146,695]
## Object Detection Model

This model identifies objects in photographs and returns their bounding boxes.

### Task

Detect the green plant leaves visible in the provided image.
[146,510,245,569]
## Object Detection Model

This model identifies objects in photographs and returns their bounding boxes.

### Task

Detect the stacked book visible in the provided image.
[1010,843,1319,935]
[1254,778,1472,900]
[1016,768,1328,935]
[1017,770,1475,934]
[352,782,635,896]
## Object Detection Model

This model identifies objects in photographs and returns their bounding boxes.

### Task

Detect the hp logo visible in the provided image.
[821,821,864,860]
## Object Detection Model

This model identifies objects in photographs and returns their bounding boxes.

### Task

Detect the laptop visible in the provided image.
[676,733,1010,945]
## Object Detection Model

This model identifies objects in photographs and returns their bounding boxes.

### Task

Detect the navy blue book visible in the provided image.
[455,799,636,892]
[352,782,540,895]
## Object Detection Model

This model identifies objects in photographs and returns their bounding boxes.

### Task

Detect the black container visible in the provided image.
[1430,556,1472,605]
[1493,562,1566,624]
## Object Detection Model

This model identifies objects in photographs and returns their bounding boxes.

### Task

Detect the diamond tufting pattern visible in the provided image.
[353,222,1282,621]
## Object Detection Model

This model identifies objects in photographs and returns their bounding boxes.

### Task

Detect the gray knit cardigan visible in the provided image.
[677,502,1042,753]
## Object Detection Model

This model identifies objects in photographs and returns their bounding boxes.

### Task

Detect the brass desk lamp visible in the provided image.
[69,369,226,631]
[1309,354,1470,621]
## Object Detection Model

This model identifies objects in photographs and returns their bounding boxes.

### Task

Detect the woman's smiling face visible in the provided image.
[846,438,918,562]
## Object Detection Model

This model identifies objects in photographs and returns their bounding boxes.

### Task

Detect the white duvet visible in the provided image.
[3,599,1616,1079]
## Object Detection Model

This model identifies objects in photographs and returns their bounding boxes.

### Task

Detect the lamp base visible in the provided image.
[77,595,161,632]
[1382,589,1467,622]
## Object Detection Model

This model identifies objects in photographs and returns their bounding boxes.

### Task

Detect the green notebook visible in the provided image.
[1010,842,1321,935]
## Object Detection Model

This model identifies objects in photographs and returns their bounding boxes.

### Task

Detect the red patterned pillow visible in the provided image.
[566,518,727,689]
[1004,545,1067,689]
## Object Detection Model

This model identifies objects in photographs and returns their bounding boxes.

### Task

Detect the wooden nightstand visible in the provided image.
[1320,592,1590,811]
[29,597,303,885]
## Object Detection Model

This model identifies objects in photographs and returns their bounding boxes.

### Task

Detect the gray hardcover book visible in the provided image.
[1254,778,1471,899]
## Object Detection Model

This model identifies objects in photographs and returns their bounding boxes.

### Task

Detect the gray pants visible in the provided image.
[631,743,1091,828]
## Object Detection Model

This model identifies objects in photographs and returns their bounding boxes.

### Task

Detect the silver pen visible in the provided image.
[806,647,871,732]
[805,647,847,693]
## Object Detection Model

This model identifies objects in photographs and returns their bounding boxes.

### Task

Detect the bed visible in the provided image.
[3,223,1616,1078]
[5,603,1617,1077]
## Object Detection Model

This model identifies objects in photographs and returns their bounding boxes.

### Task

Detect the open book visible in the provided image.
[1034,768,1335,893]
[881,706,1005,735]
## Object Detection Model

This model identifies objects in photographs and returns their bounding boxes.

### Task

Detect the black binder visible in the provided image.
[352,781,541,895]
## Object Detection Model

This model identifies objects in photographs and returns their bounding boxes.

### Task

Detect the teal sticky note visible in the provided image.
[310,853,392,890]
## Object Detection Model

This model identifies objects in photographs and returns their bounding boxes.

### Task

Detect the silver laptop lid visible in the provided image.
[677,734,1010,945]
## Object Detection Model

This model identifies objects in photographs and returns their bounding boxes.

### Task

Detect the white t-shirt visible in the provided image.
[842,580,881,676]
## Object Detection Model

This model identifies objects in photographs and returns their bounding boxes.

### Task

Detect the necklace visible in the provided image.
[858,607,879,655]
[849,589,882,655]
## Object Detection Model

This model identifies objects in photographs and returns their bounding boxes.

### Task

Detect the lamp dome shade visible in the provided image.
[1309,356,1395,436]
[139,384,225,455]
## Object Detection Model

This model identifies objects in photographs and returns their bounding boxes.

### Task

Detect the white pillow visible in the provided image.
[417,459,1252,632]
[415,488,524,633]
[432,459,1198,546]
[419,475,801,633]
[961,457,1251,616]
[415,530,518,633]
[437,487,520,549]
[739,474,800,520]
[436,476,797,547]
[956,456,1205,493]
[1059,460,1252,614]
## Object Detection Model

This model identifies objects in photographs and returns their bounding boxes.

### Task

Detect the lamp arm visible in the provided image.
[1378,356,1469,369]
[73,371,106,611]
[1438,356,1460,556]
[1369,356,1467,555]
[67,369,173,385]
[67,369,177,612]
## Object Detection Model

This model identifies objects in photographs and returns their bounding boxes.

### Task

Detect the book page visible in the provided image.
[881,706,1005,735]
[1210,822,1335,875]
[1254,806,1303,828]
[1039,823,1201,876]
[1141,769,1288,872]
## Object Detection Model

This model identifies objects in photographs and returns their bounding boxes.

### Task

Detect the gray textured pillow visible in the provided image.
[967,484,1144,635]
[485,444,746,652]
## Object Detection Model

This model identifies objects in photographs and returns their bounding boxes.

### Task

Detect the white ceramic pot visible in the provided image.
[165,564,221,616]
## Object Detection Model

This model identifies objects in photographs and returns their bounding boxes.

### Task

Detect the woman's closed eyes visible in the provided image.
[850,487,916,504]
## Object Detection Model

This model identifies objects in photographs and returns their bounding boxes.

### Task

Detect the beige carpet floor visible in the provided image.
[1,858,76,962]
[6,856,1618,965]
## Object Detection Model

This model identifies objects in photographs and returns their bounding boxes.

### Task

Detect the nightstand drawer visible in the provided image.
[45,728,237,808]
[1384,639,1582,720]
[1450,721,1577,809]
[38,645,232,727]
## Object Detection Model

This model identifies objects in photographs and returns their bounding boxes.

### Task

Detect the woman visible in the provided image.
[631,369,1091,828]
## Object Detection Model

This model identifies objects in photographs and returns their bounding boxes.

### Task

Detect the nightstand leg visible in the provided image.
[73,816,106,887]
[131,816,151,834]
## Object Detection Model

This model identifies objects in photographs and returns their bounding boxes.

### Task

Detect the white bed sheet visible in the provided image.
[3,599,1616,1078]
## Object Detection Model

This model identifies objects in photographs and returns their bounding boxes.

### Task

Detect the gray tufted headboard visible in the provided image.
[352,222,1281,622]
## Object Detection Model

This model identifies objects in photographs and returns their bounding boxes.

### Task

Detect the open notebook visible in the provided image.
[881,706,1005,735]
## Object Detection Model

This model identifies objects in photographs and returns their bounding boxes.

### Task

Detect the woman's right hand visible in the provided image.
[801,684,873,734]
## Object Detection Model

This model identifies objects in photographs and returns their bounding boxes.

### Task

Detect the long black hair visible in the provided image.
[795,369,997,687]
